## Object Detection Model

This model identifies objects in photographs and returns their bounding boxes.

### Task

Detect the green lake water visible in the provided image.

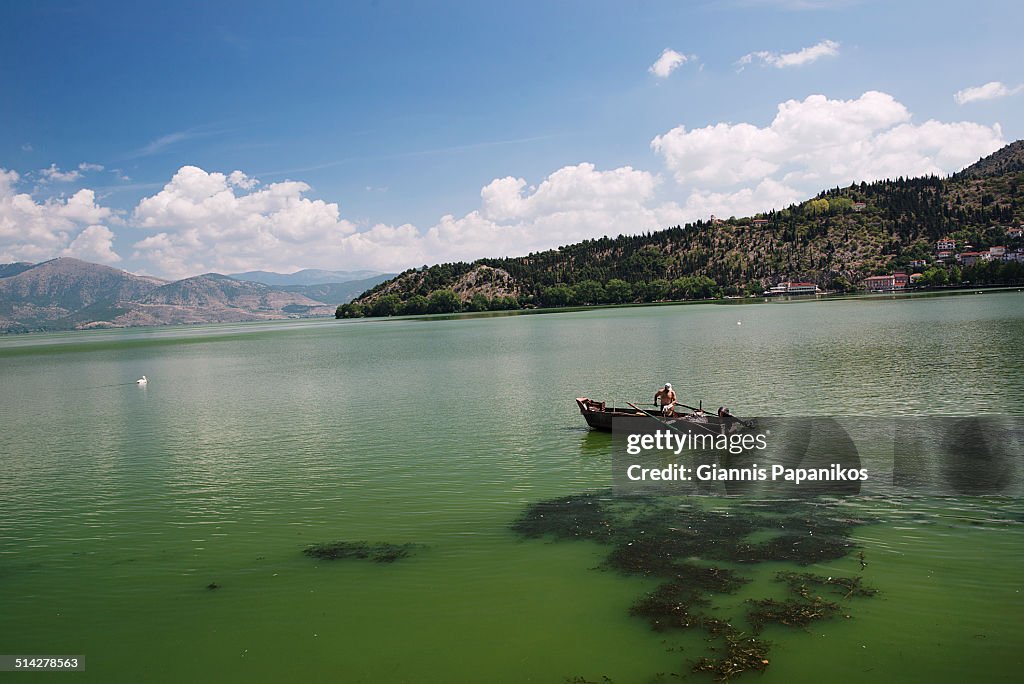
[1,292,1022,682]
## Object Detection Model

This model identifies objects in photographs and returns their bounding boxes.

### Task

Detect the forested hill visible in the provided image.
[340,141,1024,317]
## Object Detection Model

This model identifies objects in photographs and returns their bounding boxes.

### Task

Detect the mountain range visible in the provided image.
[0,259,387,333]
[229,268,386,286]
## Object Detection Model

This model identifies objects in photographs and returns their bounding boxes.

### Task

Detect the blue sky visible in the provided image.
[1,0,1021,279]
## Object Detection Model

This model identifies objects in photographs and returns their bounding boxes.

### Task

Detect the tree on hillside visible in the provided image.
[605,279,632,303]
[573,279,605,305]
[468,293,490,312]
[371,294,402,317]
[401,295,429,315]
[541,284,574,307]
[428,289,461,313]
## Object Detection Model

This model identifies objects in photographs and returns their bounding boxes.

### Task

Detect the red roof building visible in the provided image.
[863,273,908,291]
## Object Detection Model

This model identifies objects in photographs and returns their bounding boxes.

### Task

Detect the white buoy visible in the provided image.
[136,375,148,385]
[737,321,742,325]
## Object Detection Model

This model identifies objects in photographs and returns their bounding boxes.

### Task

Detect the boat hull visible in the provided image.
[575,398,742,433]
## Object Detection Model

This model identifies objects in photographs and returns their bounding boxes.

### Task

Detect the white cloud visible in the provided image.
[39,163,82,183]
[651,91,1003,201]
[426,163,679,262]
[683,178,804,220]
[0,168,118,264]
[131,166,359,277]
[58,189,115,224]
[134,131,192,157]
[649,49,691,78]
[125,163,684,278]
[954,81,1023,105]
[78,162,105,172]
[62,225,121,264]
[481,163,659,221]
[737,39,839,70]
[227,170,259,190]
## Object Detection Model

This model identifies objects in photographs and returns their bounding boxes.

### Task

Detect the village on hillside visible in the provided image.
[860,225,1024,292]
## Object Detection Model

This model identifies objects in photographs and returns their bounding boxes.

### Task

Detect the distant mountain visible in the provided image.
[230,268,387,286]
[279,274,395,305]
[0,258,166,331]
[0,258,334,333]
[343,140,1024,317]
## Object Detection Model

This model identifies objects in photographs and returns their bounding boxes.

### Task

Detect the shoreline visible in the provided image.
[4,286,1022,343]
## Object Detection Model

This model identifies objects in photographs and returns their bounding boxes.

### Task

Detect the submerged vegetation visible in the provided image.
[303,541,423,563]
[513,493,877,681]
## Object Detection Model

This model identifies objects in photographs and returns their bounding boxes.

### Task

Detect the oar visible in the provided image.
[622,403,688,436]
[627,402,717,436]
[627,401,678,426]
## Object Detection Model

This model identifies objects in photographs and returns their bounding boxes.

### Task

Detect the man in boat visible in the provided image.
[654,383,677,417]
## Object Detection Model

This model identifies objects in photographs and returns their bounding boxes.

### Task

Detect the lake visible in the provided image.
[1,292,1022,682]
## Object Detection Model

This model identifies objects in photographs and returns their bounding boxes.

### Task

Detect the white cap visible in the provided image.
[665,383,672,389]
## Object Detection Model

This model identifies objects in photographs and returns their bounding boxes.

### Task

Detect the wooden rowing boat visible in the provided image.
[575,397,745,432]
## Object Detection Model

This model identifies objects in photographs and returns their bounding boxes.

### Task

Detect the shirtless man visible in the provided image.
[654,383,677,417]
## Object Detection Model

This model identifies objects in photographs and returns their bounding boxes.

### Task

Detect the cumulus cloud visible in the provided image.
[0,168,119,264]
[62,225,121,263]
[649,49,691,78]
[737,39,839,70]
[651,91,1004,200]
[13,159,667,277]
[39,163,82,183]
[126,163,684,278]
[131,166,359,277]
[59,189,115,224]
[954,81,1023,105]
[424,163,680,261]
[227,170,258,190]
[682,178,804,221]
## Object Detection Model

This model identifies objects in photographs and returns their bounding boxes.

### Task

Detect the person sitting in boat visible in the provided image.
[654,383,677,417]
[718,406,733,418]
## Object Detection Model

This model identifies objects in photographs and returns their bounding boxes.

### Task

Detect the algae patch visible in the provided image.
[303,541,423,563]
[513,493,877,681]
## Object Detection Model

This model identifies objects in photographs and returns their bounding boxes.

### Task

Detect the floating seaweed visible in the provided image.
[510,492,618,542]
[775,571,877,599]
[691,633,771,683]
[746,595,842,632]
[513,491,878,681]
[303,541,422,563]
[630,579,710,631]
[732,531,855,566]
[605,537,694,576]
